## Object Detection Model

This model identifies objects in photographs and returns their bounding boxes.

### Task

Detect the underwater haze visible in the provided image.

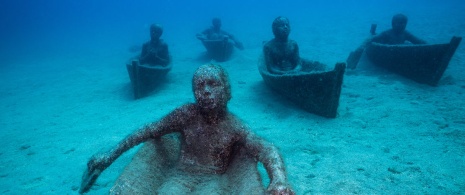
[1,0,465,194]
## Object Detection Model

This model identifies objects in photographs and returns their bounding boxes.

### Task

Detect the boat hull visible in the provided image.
[259,60,346,118]
[126,60,172,99]
[365,36,462,86]
[201,39,234,62]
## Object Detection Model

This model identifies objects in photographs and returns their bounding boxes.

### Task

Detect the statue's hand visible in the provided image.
[235,41,244,50]
[196,34,206,41]
[267,183,295,195]
[89,152,111,172]
[149,48,157,54]
[79,153,111,194]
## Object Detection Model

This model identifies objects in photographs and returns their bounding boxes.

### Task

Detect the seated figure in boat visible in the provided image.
[139,24,171,66]
[196,18,244,61]
[370,14,426,45]
[359,14,427,49]
[80,64,295,194]
[196,17,244,50]
[263,16,325,75]
[347,13,427,69]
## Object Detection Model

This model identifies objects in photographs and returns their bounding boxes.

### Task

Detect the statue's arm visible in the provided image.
[224,31,244,50]
[291,42,300,67]
[196,28,210,40]
[156,43,171,65]
[263,45,280,74]
[405,31,427,44]
[242,130,294,194]
[79,121,159,193]
[79,105,191,193]
[139,43,149,63]
[370,32,386,44]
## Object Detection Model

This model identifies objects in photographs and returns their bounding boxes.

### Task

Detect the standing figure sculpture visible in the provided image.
[196,18,244,61]
[80,64,295,194]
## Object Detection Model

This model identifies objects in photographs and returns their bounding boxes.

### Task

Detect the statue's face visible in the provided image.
[150,26,163,40]
[273,17,290,40]
[212,19,222,30]
[391,16,407,33]
[193,67,229,110]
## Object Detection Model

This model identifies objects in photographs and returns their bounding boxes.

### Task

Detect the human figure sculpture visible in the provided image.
[139,24,171,66]
[347,14,426,69]
[263,16,325,75]
[371,14,426,45]
[196,18,244,62]
[197,17,244,50]
[80,64,294,195]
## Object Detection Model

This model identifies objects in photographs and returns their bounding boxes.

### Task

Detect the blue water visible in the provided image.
[1,0,464,194]
[2,0,462,64]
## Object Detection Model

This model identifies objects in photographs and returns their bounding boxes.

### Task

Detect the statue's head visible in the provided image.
[391,14,408,33]
[212,17,222,30]
[150,24,163,40]
[192,64,231,110]
[272,16,291,41]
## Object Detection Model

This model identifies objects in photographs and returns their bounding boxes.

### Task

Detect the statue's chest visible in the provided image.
[148,43,161,52]
[184,124,236,152]
[274,44,295,58]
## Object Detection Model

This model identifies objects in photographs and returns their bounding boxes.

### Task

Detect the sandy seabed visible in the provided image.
[1,5,464,195]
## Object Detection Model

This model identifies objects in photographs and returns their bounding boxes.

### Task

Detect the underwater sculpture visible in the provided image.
[260,16,345,118]
[371,14,427,45]
[347,14,462,86]
[262,16,302,75]
[80,64,295,194]
[139,24,171,66]
[347,14,427,69]
[196,18,244,62]
[126,24,172,99]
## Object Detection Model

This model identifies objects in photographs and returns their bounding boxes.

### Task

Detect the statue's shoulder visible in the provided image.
[263,39,276,48]
[289,39,298,44]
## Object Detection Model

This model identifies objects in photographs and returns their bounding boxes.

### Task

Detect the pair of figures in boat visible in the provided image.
[266,14,461,88]
[138,17,244,67]
[265,14,426,75]
[127,18,244,99]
